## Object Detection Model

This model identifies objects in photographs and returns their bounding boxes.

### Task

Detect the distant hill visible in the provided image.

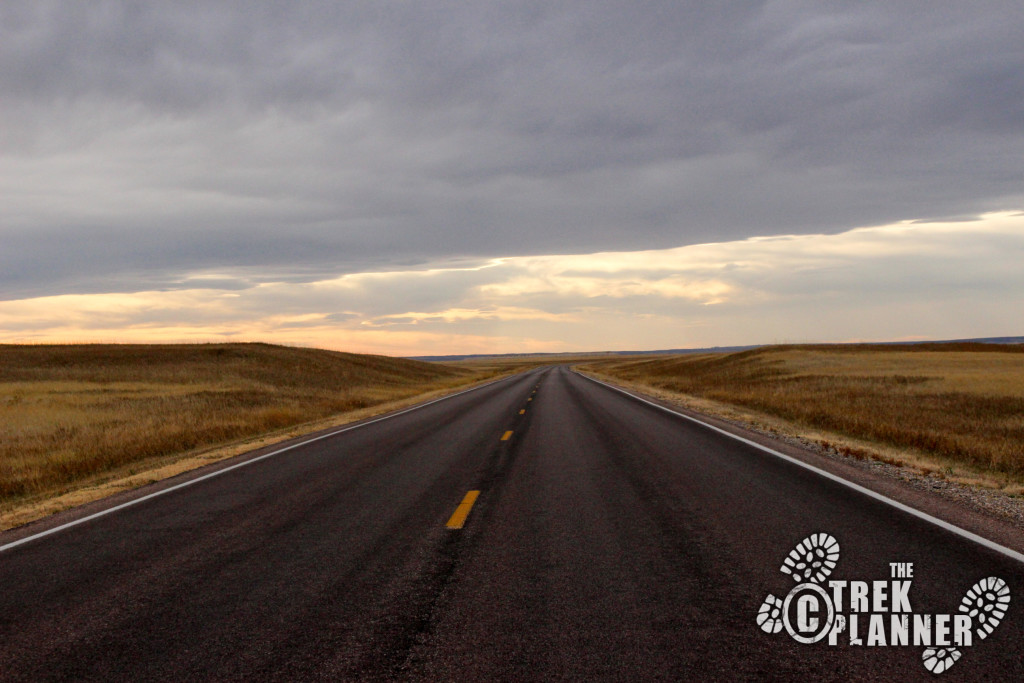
[896,335,1024,345]
[0,342,468,387]
[408,336,1023,362]
[409,345,761,362]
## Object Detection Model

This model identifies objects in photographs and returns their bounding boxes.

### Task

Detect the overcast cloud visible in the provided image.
[3,213,1022,354]
[2,2,1022,351]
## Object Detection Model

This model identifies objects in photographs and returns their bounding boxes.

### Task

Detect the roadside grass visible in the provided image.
[578,343,1024,487]
[0,343,486,509]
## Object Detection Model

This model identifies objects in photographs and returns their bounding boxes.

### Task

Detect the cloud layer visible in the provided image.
[4,213,1021,354]
[4,1,1024,304]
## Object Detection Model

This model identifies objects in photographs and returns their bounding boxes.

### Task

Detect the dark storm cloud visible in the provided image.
[2,0,1023,298]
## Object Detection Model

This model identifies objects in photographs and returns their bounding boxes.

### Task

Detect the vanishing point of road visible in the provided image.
[1,366,1022,680]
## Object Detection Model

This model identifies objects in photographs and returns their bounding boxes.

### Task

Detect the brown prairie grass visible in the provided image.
[0,343,481,505]
[579,343,1024,482]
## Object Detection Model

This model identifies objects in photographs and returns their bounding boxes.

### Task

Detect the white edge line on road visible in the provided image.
[0,372,525,554]
[575,370,1024,566]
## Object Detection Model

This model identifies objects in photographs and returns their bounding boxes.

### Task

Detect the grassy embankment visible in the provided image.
[579,344,1024,489]
[0,343,496,521]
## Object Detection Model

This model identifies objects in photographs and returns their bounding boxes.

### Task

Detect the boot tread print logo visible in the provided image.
[758,533,1010,675]
[756,593,785,635]
[781,532,839,584]
[961,576,1010,640]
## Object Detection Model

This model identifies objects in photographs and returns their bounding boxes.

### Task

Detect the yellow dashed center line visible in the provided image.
[519,409,525,415]
[527,397,532,402]
[501,430,513,441]
[446,490,480,529]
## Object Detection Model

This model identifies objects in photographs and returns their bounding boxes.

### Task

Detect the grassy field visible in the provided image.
[449,352,622,372]
[0,343,483,507]
[579,343,1024,483]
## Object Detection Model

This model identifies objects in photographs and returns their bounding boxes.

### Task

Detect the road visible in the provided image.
[1,365,1022,681]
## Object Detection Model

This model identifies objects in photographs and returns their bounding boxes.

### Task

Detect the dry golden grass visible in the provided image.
[0,343,484,507]
[449,352,621,373]
[580,343,1024,481]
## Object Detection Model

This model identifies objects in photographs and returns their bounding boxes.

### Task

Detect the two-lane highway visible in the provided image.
[1,366,1022,680]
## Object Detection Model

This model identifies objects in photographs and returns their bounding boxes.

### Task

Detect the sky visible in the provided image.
[3,1,1023,355]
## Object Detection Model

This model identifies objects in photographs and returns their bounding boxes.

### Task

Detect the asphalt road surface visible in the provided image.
[1,366,1022,681]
